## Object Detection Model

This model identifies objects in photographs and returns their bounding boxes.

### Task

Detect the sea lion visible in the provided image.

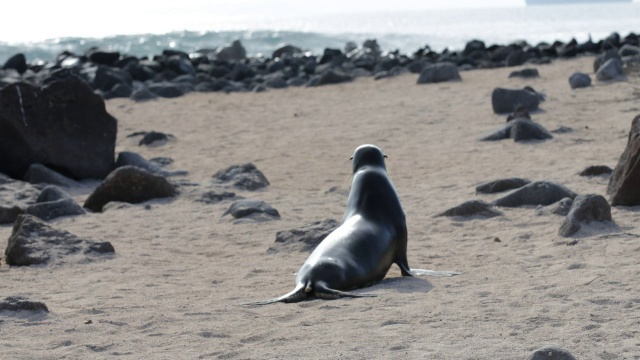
[248,144,460,305]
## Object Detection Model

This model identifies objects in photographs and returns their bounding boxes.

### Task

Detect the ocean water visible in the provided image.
[0,3,639,64]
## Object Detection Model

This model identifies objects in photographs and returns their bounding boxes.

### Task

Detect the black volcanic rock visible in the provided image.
[5,215,114,266]
[213,163,270,190]
[579,165,612,177]
[272,45,302,59]
[0,71,117,180]
[508,68,539,78]
[491,87,541,114]
[138,131,172,146]
[23,164,79,188]
[526,346,577,360]
[151,81,190,98]
[36,186,71,203]
[593,49,621,73]
[435,200,502,218]
[0,174,40,224]
[417,63,461,84]
[505,49,528,66]
[216,40,247,62]
[480,118,552,142]
[115,151,164,174]
[86,48,121,66]
[559,194,612,237]
[93,65,132,92]
[476,178,531,194]
[0,296,49,313]
[198,190,237,204]
[313,69,353,86]
[607,115,640,206]
[83,166,176,212]
[222,199,280,222]
[535,197,574,217]
[26,197,85,221]
[268,219,339,253]
[3,53,27,74]
[595,58,624,81]
[568,72,592,89]
[493,181,577,207]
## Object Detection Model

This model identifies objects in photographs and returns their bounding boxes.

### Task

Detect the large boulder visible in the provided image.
[607,114,640,206]
[491,87,540,114]
[4,215,114,266]
[83,166,176,212]
[0,71,117,179]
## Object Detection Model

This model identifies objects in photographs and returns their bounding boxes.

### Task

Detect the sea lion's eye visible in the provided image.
[349,156,353,160]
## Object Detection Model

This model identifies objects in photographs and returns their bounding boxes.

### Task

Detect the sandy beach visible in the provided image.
[2,55,640,359]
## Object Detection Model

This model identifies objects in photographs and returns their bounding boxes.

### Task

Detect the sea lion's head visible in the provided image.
[350,144,387,173]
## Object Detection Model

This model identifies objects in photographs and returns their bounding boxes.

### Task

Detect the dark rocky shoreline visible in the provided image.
[1,32,639,101]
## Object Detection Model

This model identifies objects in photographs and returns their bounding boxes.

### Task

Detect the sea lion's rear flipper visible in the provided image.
[314,284,377,300]
[407,268,461,277]
[397,261,461,277]
[242,285,308,306]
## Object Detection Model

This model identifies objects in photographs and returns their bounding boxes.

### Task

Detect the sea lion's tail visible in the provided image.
[242,282,377,305]
[242,284,308,306]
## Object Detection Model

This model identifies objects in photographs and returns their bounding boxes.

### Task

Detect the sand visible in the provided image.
[1,56,640,359]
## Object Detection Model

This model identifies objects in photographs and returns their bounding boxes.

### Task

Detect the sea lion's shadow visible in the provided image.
[371,276,434,294]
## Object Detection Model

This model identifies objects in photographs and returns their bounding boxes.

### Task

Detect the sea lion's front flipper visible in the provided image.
[242,285,308,306]
[314,284,377,300]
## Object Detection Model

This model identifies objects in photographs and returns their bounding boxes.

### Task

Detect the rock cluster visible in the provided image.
[1,31,638,101]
